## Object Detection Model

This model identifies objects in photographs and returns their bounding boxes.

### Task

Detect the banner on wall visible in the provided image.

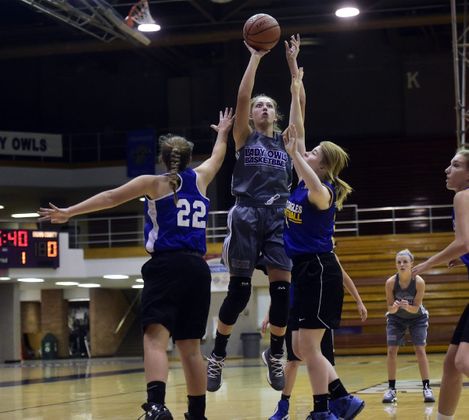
[0,131,62,157]
[127,129,156,177]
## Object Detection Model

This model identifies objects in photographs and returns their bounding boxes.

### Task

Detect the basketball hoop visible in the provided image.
[125,0,161,32]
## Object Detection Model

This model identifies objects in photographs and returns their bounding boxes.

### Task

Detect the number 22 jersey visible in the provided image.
[144,168,210,255]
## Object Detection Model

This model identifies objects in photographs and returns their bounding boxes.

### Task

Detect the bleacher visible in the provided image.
[333,232,468,355]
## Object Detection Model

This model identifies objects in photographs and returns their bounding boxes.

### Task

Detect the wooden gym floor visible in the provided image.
[0,353,468,419]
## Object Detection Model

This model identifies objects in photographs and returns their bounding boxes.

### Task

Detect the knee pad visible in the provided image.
[218,276,252,325]
[269,281,290,328]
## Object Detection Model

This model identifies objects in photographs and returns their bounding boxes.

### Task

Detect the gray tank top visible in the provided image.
[392,274,426,319]
[231,131,292,207]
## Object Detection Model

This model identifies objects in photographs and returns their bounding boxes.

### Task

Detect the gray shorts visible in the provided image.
[386,313,429,346]
[222,204,292,277]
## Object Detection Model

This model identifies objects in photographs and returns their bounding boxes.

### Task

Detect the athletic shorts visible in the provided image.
[386,313,429,346]
[141,251,211,341]
[451,303,469,345]
[222,204,292,277]
[291,252,344,329]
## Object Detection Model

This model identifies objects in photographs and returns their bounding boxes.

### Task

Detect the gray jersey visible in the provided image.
[391,274,426,319]
[231,131,292,206]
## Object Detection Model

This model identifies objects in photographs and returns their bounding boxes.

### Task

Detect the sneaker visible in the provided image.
[329,395,365,419]
[261,347,285,391]
[382,388,397,404]
[139,403,173,420]
[184,413,207,420]
[305,411,339,420]
[206,353,225,392]
[423,387,435,403]
[269,399,289,420]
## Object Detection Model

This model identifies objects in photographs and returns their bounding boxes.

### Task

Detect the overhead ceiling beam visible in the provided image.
[0,13,457,59]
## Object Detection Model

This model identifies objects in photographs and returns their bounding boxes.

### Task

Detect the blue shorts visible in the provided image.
[386,313,429,346]
[222,204,292,277]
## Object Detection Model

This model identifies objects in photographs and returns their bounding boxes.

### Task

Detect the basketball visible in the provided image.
[243,14,281,51]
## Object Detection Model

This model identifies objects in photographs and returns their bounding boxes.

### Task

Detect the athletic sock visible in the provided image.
[147,380,166,405]
[328,378,348,399]
[213,332,230,358]
[388,379,396,389]
[423,379,430,388]
[313,394,329,413]
[281,393,291,401]
[187,394,205,418]
[270,332,284,356]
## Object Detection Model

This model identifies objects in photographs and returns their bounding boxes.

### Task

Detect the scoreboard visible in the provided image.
[0,229,59,268]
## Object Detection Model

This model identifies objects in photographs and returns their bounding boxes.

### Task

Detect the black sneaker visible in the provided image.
[184,413,207,420]
[206,353,225,392]
[139,402,173,420]
[261,347,285,391]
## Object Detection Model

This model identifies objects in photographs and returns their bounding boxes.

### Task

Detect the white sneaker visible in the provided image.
[423,387,435,403]
[382,388,397,403]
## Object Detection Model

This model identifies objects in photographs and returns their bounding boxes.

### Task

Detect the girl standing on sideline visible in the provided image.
[382,249,434,404]
[207,36,304,393]
[413,147,469,420]
[38,109,234,420]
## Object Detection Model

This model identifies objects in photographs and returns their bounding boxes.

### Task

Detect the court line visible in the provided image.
[0,367,144,388]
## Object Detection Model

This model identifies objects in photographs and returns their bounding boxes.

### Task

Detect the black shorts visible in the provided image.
[451,303,469,345]
[291,252,344,329]
[141,251,211,341]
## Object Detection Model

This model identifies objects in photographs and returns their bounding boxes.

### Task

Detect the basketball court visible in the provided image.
[0,353,468,419]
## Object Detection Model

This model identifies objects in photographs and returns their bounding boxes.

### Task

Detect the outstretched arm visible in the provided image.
[38,175,158,223]
[285,34,305,119]
[289,67,305,154]
[233,42,269,150]
[283,124,330,209]
[195,107,234,192]
[413,191,469,275]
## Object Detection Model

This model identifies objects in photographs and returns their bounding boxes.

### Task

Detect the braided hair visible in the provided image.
[158,134,194,205]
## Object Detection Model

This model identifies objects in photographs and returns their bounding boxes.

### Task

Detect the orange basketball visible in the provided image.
[243,14,281,51]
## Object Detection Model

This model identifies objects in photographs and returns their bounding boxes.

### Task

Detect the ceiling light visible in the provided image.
[78,283,101,288]
[11,212,39,218]
[138,23,161,32]
[135,278,144,283]
[56,281,79,286]
[68,298,90,302]
[132,284,144,289]
[139,197,145,202]
[210,0,233,3]
[18,278,44,283]
[0,205,4,209]
[103,274,129,280]
[0,276,11,280]
[335,6,360,18]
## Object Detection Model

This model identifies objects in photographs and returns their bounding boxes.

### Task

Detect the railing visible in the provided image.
[61,204,453,249]
[1,204,453,249]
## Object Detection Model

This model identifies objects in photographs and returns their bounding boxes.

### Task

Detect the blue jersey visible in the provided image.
[231,131,292,206]
[452,209,469,267]
[283,180,336,258]
[144,168,210,255]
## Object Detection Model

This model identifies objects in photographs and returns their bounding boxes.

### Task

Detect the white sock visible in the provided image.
[436,413,454,420]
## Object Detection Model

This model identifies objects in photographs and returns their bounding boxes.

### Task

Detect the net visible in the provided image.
[125,0,160,32]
